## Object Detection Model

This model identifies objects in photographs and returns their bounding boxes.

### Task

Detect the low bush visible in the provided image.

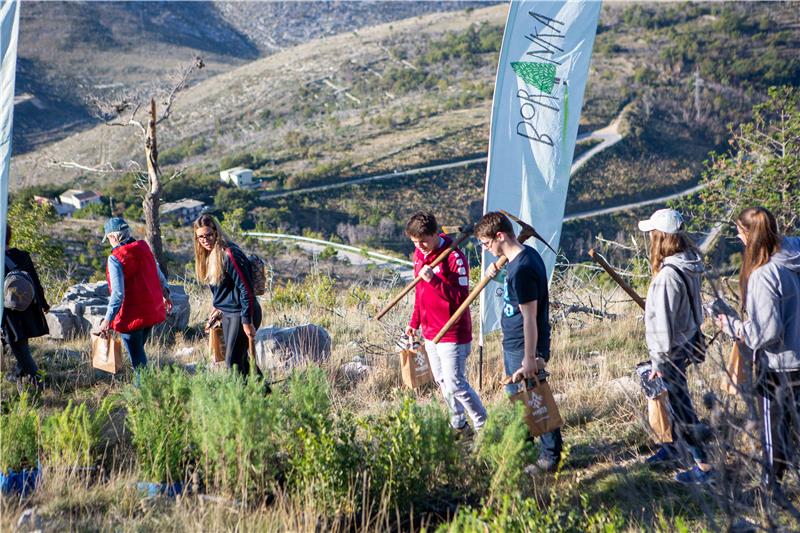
[360,397,457,509]
[0,391,40,473]
[287,415,363,513]
[474,402,535,501]
[190,372,280,502]
[41,399,112,470]
[441,492,624,533]
[122,366,194,484]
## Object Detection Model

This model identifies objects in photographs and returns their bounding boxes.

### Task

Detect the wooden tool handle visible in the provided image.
[376,232,471,320]
[588,249,646,310]
[433,255,509,344]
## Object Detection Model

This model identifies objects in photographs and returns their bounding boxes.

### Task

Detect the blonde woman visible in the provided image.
[193,214,261,376]
[717,207,800,489]
[638,208,713,484]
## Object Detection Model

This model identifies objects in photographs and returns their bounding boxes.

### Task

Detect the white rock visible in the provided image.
[254,323,331,371]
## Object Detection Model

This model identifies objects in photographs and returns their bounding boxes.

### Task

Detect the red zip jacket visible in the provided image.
[408,234,472,344]
[107,240,166,333]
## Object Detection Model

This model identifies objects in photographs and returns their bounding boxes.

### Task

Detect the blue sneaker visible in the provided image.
[675,465,714,485]
[645,445,678,465]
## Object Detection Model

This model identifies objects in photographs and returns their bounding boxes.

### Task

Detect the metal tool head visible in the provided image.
[441,224,474,235]
[499,210,557,255]
[441,225,463,234]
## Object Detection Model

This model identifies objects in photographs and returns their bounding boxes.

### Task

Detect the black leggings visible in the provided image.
[758,369,800,486]
[222,307,262,377]
[661,350,708,464]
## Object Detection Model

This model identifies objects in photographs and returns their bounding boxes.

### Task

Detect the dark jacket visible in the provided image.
[209,243,257,324]
[3,248,49,343]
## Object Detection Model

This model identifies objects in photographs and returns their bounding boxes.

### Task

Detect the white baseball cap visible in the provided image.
[637,209,684,234]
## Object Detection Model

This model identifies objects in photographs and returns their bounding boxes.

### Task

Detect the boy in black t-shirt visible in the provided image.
[475,212,563,471]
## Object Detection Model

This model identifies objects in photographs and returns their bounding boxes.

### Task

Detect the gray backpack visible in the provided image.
[4,255,36,312]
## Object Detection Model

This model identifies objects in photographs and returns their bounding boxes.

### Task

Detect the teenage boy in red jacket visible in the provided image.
[404,211,487,434]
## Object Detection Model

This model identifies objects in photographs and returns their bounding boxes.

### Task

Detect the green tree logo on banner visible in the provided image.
[511,62,558,94]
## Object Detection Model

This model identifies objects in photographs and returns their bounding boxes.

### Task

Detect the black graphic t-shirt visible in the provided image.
[501,246,550,357]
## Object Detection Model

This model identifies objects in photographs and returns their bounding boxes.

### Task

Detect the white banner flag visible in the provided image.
[1,0,21,323]
[481,0,601,339]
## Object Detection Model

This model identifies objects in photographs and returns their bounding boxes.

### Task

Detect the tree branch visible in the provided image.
[157,56,205,125]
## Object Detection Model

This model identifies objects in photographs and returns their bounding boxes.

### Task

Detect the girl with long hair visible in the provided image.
[193,214,262,376]
[717,207,800,489]
[638,209,714,484]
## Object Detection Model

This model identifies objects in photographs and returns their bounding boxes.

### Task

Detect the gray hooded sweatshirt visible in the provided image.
[645,250,705,372]
[724,237,800,372]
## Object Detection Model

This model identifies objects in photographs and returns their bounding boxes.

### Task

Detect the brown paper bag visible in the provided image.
[209,326,225,363]
[647,393,673,444]
[400,344,433,389]
[720,342,745,395]
[92,333,124,374]
[509,377,564,437]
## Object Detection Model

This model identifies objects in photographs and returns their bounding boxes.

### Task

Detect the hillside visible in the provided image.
[10,2,800,266]
[13,1,489,152]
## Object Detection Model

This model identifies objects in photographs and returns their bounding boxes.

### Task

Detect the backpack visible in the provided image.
[247,253,268,296]
[226,247,268,297]
[662,263,707,364]
[4,255,36,312]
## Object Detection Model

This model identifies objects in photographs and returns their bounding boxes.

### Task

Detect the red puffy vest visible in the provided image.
[106,240,166,333]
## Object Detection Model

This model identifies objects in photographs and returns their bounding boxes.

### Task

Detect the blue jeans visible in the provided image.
[660,351,708,464]
[504,347,563,464]
[424,340,487,429]
[120,327,152,369]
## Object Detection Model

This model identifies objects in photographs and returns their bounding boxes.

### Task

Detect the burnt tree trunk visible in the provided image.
[142,98,167,276]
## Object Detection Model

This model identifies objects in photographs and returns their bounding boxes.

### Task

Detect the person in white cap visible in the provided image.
[638,208,714,484]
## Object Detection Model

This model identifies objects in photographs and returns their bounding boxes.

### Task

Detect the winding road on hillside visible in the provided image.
[260,118,623,201]
[260,112,702,221]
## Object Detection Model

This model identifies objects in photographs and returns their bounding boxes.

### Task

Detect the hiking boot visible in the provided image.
[453,422,474,440]
[525,456,560,476]
[645,445,679,466]
[675,465,714,485]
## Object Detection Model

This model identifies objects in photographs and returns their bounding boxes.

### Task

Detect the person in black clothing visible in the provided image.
[3,225,49,387]
[193,214,262,376]
[476,212,563,472]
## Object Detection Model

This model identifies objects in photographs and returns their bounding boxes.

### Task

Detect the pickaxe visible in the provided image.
[375,224,474,321]
[432,214,542,344]
[588,249,646,310]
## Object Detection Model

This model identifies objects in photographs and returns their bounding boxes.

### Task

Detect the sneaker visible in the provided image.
[453,423,474,440]
[645,445,678,465]
[675,465,714,485]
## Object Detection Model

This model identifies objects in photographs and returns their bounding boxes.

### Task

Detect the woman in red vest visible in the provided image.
[94,217,171,369]
[193,214,262,376]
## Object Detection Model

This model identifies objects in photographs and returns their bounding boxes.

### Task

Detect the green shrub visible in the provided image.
[360,397,457,508]
[287,415,363,513]
[42,399,112,469]
[474,402,535,500]
[122,367,194,483]
[271,279,307,308]
[441,493,624,533]
[271,273,337,310]
[0,391,40,473]
[190,372,281,502]
[282,366,332,436]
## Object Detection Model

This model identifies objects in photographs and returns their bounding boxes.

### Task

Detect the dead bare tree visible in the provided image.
[53,57,205,275]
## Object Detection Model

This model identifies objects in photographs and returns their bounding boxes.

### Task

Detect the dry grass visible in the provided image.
[1,271,799,531]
